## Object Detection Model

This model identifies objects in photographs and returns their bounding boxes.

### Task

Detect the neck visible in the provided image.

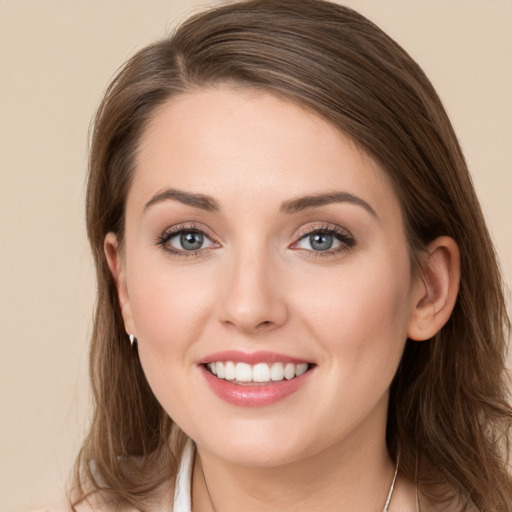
[192,432,395,512]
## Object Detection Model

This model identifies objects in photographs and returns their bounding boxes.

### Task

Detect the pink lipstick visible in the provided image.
[198,350,314,407]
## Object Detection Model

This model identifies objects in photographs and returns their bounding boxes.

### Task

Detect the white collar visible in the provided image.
[173,438,194,512]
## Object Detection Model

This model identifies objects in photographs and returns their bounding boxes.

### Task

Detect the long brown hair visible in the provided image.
[74,1,512,510]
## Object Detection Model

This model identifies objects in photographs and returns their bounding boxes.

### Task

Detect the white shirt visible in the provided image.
[173,438,194,512]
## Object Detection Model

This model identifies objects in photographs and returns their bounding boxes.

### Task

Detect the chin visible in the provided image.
[190,416,322,468]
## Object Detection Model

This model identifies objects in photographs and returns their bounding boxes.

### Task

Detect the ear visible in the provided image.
[407,236,460,341]
[104,232,136,337]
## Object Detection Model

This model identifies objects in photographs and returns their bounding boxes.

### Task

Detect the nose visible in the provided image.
[218,249,289,334]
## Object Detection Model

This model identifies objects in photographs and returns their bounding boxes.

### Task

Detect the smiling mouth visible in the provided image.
[204,361,313,384]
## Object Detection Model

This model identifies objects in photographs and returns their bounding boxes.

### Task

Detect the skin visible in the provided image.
[105,87,460,511]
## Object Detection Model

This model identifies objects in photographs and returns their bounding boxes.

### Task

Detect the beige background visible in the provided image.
[0,1,510,510]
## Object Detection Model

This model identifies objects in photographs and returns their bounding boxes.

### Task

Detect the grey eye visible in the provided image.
[296,231,343,251]
[179,232,204,250]
[166,230,214,251]
[309,232,334,251]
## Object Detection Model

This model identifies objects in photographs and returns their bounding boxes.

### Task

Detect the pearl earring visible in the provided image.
[128,334,137,348]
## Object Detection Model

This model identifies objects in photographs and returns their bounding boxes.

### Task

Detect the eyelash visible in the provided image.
[155,223,218,259]
[292,224,356,258]
[155,223,356,259]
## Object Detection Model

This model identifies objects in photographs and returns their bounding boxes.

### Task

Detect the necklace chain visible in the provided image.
[382,456,399,512]
[200,456,401,512]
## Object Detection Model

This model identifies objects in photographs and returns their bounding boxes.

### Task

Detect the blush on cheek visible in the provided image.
[299,258,411,370]
[130,260,215,336]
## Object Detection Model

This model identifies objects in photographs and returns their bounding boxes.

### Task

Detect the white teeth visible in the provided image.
[206,361,310,382]
[270,362,284,381]
[284,363,295,380]
[253,363,271,382]
[225,361,236,380]
[216,362,225,378]
[235,362,252,382]
[295,363,308,377]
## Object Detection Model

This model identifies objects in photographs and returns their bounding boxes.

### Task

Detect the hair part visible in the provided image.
[74,1,512,510]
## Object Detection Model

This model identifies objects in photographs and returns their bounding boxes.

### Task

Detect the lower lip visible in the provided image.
[200,365,312,407]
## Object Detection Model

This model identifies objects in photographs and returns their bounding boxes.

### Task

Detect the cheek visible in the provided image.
[125,255,217,356]
[297,251,412,371]
[124,258,219,420]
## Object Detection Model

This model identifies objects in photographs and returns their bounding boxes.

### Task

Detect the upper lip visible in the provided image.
[198,350,313,365]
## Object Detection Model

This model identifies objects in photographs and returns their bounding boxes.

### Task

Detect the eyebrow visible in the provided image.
[143,189,220,213]
[143,188,377,218]
[280,191,378,218]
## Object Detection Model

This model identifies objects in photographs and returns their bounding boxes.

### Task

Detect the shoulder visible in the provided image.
[26,494,100,512]
[26,494,74,512]
[27,510,63,512]
[55,483,176,512]
[26,506,71,512]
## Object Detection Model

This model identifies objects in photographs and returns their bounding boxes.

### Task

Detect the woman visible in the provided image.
[70,0,511,510]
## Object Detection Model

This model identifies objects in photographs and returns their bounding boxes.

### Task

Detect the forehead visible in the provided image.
[131,87,401,223]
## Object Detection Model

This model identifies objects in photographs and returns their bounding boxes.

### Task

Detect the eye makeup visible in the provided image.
[155,223,220,258]
[155,221,356,260]
[290,223,356,258]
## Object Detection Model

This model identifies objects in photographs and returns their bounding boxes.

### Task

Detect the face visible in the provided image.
[108,87,424,467]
